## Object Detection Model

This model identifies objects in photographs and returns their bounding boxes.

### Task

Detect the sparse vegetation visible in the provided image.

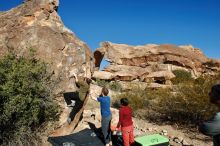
[112,88,146,111]
[96,79,122,92]
[158,76,218,125]
[108,81,122,92]
[0,53,58,145]
[113,88,169,120]
[113,72,220,127]
[96,79,109,87]
[171,70,192,84]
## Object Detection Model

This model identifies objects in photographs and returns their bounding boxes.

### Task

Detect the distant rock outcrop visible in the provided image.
[94,42,220,89]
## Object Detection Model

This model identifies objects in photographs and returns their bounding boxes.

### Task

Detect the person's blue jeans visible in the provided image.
[101,114,112,144]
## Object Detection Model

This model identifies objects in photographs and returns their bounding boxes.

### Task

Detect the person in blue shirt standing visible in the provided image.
[97,87,112,146]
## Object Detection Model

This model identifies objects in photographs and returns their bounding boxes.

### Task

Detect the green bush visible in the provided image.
[157,74,219,125]
[0,53,58,145]
[172,70,192,84]
[96,79,109,87]
[112,87,169,115]
[108,81,122,92]
[113,73,219,127]
[96,79,122,92]
[113,89,145,112]
[158,78,217,125]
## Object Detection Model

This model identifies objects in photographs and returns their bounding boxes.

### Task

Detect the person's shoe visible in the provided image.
[106,141,112,146]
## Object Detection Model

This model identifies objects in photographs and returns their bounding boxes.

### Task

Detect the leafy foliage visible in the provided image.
[112,87,169,113]
[113,88,146,111]
[108,81,122,92]
[96,79,122,92]
[172,70,192,84]
[0,53,58,144]
[113,72,220,127]
[158,75,218,125]
[96,79,109,87]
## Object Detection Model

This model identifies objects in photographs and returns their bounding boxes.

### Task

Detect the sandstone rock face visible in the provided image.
[89,83,118,100]
[94,42,220,88]
[92,70,115,80]
[0,0,94,137]
[0,0,94,94]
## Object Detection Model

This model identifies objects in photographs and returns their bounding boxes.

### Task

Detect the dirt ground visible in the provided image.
[47,98,213,146]
[81,98,213,146]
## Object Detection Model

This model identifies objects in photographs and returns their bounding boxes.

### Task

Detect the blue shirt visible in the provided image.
[97,96,111,117]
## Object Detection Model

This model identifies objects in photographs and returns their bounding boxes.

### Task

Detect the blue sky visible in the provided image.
[0,0,220,69]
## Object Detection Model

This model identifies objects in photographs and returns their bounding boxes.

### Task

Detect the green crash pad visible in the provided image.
[135,134,169,146]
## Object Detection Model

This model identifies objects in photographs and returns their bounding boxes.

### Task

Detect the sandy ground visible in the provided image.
[47,98,213,146]
[80,98,213,146]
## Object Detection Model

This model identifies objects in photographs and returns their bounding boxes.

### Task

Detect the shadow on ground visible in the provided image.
[48,122,124,146]
[48,128,105,146]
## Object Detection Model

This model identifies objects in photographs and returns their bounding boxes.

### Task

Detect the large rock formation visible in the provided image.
[0,0,94,94]
[94,42,220,88]
[0,0,94,137]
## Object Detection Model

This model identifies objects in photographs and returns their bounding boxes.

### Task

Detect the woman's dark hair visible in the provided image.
[102,87,109,96]
[120,98,129,106]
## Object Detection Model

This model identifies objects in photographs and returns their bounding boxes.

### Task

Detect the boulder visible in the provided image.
[143,70,175,84]
[93,42,220,86]
[0,0,94,136]
[0,0,94,94]
[92,70,115,80]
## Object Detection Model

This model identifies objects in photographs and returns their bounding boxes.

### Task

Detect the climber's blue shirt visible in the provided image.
[97,96,111,117]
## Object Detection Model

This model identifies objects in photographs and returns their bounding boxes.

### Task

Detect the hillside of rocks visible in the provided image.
[93,42,220,89]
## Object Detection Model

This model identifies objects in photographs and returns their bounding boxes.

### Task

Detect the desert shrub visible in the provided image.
[112,87,170,116]
[108,81,122,92]
[172,70,192,84]
[113,73,219,127]
[113,90,145,111]
[96,79,122,92]
[158,75,219,125]
[0,53,58,145]
[96,79,109,87]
